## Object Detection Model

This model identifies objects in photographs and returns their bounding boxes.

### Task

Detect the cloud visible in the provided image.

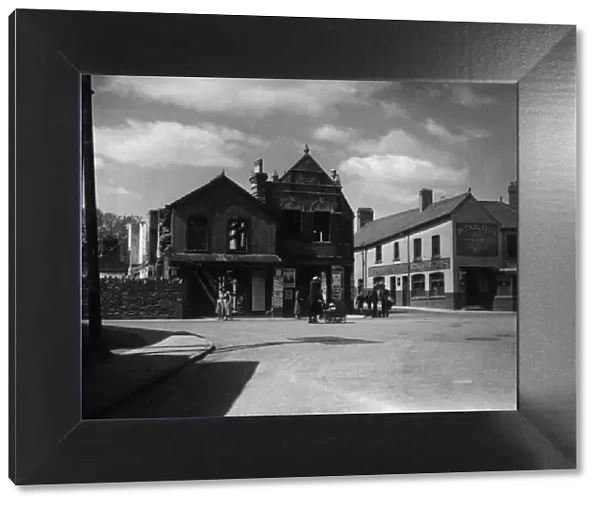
[339,127,470,212]
[449,86,498,108]
[424,119,468,144]
[313,125,356,144]
[94,120,266,169]
[380,101,409,119]
[98,77,383,118]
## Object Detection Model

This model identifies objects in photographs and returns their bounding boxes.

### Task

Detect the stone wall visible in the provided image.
[82,277,184,320]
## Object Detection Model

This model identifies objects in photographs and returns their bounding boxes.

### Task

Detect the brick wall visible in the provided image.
[82,277,184,320]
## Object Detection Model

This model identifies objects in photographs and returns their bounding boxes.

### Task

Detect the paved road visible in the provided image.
[103,313,517,418]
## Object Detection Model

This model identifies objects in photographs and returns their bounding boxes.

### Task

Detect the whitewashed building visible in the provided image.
[353,185,517,311]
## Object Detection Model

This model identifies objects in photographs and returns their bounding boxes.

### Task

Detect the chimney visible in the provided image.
[508,181,518,211]
[419,188,433,211]
[356,207,374,231]
[249,158,268,203]
[147,210,159,265]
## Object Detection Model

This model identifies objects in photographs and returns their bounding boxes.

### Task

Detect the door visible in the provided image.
[401,276,409,306]
[252,270,266,312]
[390,276,397,306]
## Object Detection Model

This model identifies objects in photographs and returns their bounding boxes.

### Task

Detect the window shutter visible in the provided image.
[330,212,342,244]
[303,211,314,241]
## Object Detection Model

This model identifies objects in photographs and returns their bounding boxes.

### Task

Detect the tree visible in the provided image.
[82,208,143,263]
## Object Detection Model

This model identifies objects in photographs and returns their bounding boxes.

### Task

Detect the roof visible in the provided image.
[354,192,471,249]
[169,253,282,264]
[167,172,273,216]
[480,201,517,229]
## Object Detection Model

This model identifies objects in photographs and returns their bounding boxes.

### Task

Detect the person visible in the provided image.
[356,292,365,314]
[215,289,224,321]
[307,276,323,324]
[371,286,379,318]
[223,288,233,321]
[382,287,390,318]
[294,289,303,320]
[366,289,372,316]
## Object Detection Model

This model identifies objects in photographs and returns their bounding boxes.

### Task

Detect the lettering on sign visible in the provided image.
[456,223,499,257]
[368,258,451,277]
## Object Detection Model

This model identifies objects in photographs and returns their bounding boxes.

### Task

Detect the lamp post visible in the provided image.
[82,75,102,345]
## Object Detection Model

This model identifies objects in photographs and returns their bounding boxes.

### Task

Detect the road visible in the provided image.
[102,312,517,418]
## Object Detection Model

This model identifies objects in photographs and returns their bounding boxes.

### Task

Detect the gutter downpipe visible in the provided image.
[406,233,411,306]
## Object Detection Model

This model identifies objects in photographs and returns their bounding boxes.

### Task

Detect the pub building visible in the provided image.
[353,183,517,311]
[130,145,355,317]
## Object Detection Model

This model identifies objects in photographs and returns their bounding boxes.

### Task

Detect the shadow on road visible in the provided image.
[213,335,380,355]
[96,360,259,419]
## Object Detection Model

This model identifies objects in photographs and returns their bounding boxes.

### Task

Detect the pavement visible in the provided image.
[82,324,215,418]
[97,312,517,419]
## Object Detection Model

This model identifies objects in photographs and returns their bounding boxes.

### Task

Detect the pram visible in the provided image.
[323,302,347,324]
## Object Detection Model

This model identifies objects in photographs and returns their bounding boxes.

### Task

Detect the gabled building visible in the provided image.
[353,183,518,311]
[132,145,355,318]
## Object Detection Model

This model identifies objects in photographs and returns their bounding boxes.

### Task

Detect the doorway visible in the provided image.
[401,275,409,306]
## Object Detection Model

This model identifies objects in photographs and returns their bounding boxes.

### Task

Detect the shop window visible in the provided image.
[375,245,382,264]
[186,215,208,251]
[411,274,426,298]
[413,238,422,261]
[507,233,517,259]
[430,272,445,297]
[432,235,441,258]
[393,241,400,261]
[313,211,330,242]
[284,210,302,236]
[227,218,248,252]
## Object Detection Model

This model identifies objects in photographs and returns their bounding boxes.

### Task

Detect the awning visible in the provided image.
[170,253,283,264]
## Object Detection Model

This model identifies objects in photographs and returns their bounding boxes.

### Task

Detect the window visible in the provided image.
[375,245,382,264]
[413,238,422,261]
[284,210,302,236]
[227,218,248,252]
[186,215,208,251]
[432,235,441,258]
[430,272,445,297]
[313,211,330,242]
[507,233,517,259]
[411,274,426,298]
[393,241,400,261]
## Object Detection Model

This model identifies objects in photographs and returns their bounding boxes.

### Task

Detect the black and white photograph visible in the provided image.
[82,76,518,419]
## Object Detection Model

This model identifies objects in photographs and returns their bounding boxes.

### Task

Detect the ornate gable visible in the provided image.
[278,145,336,186]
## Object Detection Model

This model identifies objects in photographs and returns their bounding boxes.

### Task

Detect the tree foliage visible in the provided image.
[82,208,143,259]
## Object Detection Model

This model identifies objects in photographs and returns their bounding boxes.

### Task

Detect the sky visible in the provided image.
[91,76,516,220]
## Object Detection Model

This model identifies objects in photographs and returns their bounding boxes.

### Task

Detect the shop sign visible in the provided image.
[456,223,499,257]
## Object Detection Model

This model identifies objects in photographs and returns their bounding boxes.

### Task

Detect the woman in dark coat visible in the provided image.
[307,276,322,323]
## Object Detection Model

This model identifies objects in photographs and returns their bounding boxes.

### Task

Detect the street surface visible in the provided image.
[102,313,517,418]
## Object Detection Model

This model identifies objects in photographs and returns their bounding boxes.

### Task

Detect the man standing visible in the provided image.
[382,286,390,318]
[371,285,379,318]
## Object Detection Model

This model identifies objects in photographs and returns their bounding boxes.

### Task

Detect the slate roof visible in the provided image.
[167,172,274,217]
[354,192,471,249]
[480,201,517,229]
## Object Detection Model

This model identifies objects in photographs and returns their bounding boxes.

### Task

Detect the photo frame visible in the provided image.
[9,9,576,485]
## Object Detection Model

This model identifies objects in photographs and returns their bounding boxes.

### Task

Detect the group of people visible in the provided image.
[356,282,393,318]
[215,287,234,321]
[294,276,326,323]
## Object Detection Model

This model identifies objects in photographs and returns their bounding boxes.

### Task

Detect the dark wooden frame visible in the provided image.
[9,10,577,485]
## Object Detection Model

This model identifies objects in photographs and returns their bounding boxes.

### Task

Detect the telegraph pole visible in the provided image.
[82,75,102,344]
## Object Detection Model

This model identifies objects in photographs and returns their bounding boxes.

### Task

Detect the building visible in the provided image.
[260,145,355,316]
[132,145,355,318]
[353,183,517,311]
